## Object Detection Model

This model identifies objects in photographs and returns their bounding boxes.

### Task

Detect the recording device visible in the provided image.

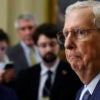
[4,63,14,70]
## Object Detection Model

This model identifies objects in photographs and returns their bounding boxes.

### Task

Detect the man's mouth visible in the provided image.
[67,54,82,61]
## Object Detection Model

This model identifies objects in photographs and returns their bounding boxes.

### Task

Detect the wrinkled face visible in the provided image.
[63,8,100,78]
[17,20,36,47]
[37,35,59,63]
[0,41,8,61]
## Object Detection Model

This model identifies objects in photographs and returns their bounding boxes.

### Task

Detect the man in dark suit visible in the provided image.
[7,14,41,75]
[61,1,100,100]
[16,24,82,100]
[0,84,18,100]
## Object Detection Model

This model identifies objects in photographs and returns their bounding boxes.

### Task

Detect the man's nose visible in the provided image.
[46,45,53,52]
[25,28,31,34]
[64,36,76,50]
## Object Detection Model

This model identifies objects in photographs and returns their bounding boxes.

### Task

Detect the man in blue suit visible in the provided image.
[57,0,100,100]
[0,84,17,100]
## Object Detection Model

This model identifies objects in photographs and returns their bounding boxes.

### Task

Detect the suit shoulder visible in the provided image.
[59,60,73,72]
[0,84,17,99]
[59,60,82,82]
[7,43,22,55]
[0,84,12,93]
[18,64,40,77]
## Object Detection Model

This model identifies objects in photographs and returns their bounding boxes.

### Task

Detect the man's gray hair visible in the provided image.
[14,14,37,29]
[65,1,100,28]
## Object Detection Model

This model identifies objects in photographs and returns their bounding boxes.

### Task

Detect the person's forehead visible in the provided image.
[64,8,95,30]
[37,35,57,43]
[0,41,8,45]
[18,20,34,26]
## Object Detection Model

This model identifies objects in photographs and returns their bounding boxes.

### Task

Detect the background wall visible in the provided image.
[0,0,94,45]
[0,0,56,45]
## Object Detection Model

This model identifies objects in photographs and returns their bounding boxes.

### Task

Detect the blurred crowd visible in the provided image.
[0,13,82,100]
[1,1,100,100]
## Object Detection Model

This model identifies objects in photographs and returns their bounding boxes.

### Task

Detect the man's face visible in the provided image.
[37,35,59,63]
[0,41,8,61]
[17,20,36,47]
[63,8,100,80]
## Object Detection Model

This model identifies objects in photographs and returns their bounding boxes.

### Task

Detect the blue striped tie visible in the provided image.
[82,90,91,100]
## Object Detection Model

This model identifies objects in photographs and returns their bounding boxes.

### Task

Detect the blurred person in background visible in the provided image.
[16,24,82,100]
[0,29,10,63]
[7,14,41,76]
[0,29,16,88]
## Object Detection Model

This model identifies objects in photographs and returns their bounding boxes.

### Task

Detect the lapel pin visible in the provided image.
[62,70,67,75]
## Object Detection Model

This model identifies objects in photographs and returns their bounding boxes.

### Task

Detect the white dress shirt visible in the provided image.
[20,41,42,66]
[38,58,60,100]
[79,73,100,100]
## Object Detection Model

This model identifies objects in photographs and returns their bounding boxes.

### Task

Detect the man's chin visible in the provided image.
[43,57,57,63]
[44,59,56,63]
[70,61,81,71]
[24,41,34,46]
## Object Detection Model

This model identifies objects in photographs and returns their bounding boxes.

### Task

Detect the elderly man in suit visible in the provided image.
[16,24,82,100]
[7,14,41,75]
[58,1,100,100]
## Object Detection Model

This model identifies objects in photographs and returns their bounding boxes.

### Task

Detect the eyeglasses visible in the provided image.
[38,42,58,49]
[57,28,99,45]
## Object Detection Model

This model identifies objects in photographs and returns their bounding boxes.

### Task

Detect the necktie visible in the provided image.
[43,70,52,98]
[82,90,91,100]
[29,48,36,66]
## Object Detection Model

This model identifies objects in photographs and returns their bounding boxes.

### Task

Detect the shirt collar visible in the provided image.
[40,58,60,76]
[85,73,100,94]
[20,41,36,53]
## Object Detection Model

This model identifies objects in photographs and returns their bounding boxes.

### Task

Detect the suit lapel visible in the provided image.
[89,79,100,99]
[17,44,29,67]
[75,86,84,100]
[50,61,67,98]
[76,80,100,100]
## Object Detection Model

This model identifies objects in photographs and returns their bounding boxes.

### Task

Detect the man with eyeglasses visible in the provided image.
[16,24,82,100]
[58,1,100,100]
[7,14,41,76]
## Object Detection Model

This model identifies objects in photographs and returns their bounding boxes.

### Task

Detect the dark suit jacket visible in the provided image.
[0,84,18,100]
[7,43,29,75]
[76,80,100,100]
[16,60,82,100]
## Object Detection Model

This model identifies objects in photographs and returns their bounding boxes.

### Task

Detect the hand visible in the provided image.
[0,71,5,83]
[2,69,15,83]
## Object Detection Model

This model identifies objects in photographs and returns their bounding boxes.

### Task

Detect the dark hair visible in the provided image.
[0,29,9,44]
[33,23,59,44]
